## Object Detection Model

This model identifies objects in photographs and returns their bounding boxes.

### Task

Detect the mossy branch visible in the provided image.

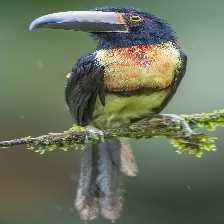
[0,109,224,157]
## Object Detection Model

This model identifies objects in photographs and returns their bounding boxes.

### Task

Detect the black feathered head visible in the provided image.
[93,7,177,48]
[30,6,177,49]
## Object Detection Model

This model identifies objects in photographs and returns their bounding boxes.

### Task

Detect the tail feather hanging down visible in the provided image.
[75,144,99,220]
[97,140,122,221]
[120,141,138,177]
[75,140,138,222]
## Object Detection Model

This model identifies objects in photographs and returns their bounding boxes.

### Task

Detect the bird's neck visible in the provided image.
[92,31,177,50]
[96,39,177,50]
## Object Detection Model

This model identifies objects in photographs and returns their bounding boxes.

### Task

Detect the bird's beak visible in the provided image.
[29,11,128,33]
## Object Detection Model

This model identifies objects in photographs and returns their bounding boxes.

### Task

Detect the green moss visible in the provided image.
[170,134,217,158]
[183,109,224,131]
[69,124,85,132]
[28,143,85,155]
[20,109,224,157]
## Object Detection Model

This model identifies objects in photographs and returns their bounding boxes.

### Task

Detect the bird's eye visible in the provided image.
[130,15,142,23]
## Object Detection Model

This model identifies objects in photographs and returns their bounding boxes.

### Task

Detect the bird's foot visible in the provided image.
[161,114,193,138]
[85,126,104,143]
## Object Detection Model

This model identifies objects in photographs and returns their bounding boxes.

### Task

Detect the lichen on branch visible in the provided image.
[0,109,224,157]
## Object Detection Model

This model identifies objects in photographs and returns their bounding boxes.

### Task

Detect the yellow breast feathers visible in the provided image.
[96,42,182,92]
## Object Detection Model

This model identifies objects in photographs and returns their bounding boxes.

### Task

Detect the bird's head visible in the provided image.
[29,6,177,49]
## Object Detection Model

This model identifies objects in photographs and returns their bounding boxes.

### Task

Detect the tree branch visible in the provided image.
[0,109,224,157]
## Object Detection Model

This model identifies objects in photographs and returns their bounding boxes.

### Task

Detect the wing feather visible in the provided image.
[65,53,105,125]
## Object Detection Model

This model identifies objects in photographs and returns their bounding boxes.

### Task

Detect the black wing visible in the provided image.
[65,53,105,126]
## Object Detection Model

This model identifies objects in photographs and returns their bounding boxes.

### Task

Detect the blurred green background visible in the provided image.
[0,0,224,223]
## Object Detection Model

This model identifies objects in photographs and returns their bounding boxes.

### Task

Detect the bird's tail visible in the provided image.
[75,140,138,222]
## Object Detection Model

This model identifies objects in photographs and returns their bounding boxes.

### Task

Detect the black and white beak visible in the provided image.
[29,11,128,33]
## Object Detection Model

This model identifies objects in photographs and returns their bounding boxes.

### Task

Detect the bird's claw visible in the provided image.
[162,114,193,138]
[85,126,104,143]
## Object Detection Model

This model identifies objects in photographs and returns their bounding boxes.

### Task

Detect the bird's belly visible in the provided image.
[92,89,170,128]
[93,42,182,128]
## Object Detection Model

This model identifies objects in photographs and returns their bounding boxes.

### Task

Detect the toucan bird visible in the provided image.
[30,6,187,222]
